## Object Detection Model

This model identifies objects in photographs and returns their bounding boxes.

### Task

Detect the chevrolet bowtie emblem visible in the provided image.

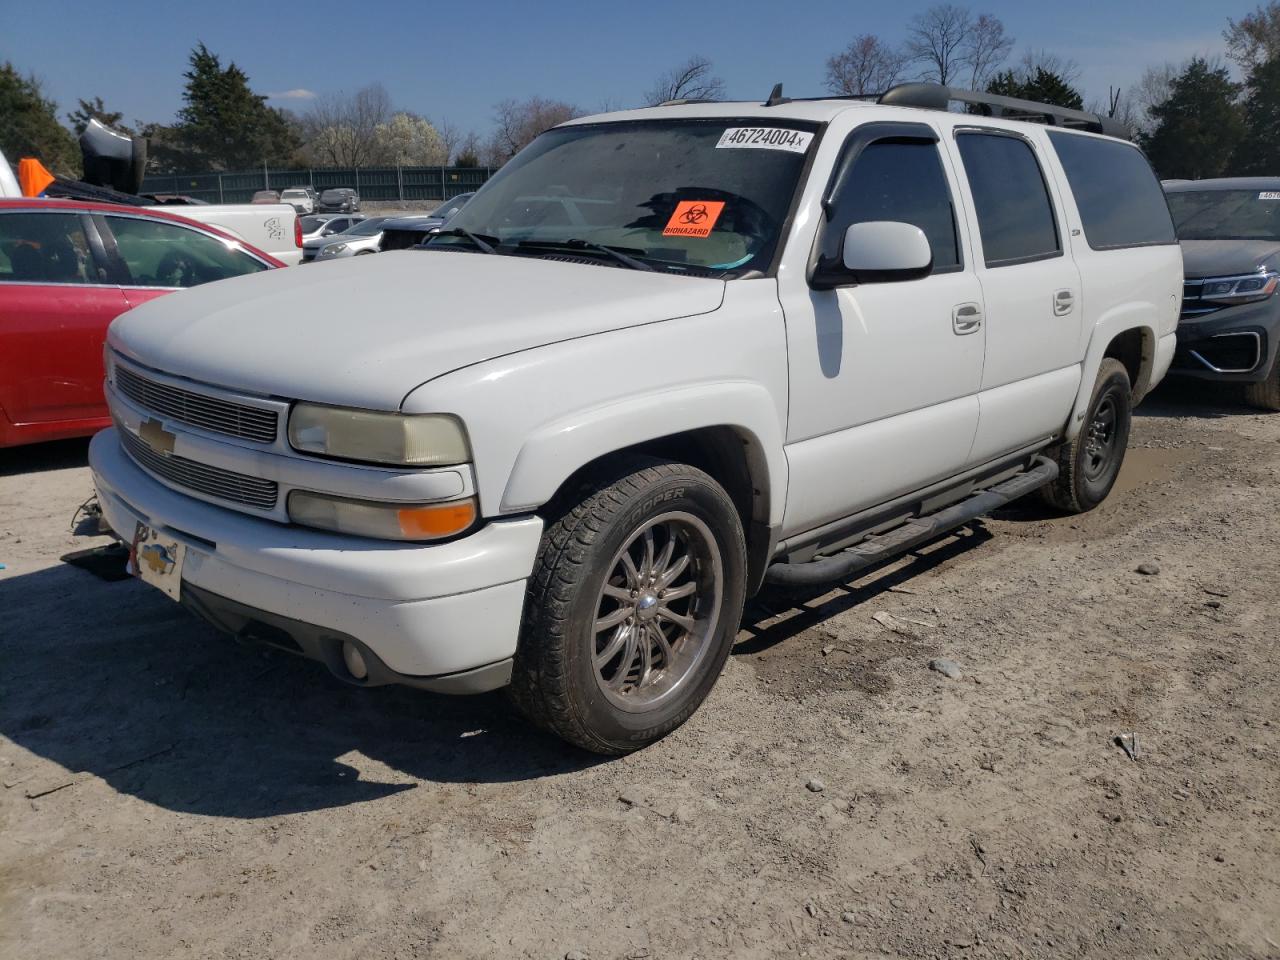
[139,418,176,456]
[140,543,176,574]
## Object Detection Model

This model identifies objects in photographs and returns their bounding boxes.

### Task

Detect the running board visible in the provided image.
[763,456,1058,588]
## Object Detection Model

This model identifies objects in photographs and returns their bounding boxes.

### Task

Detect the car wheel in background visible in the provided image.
[1244,354,1280,411]
[509,456,747,755]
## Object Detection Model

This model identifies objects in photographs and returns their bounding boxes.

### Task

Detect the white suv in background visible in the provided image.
[90,83,1182,754]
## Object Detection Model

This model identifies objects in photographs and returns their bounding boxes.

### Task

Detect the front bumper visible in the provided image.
[1170,297,1280,382]
[89,429,543,691]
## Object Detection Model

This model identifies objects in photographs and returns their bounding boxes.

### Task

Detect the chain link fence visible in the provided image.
[140,166,493,204]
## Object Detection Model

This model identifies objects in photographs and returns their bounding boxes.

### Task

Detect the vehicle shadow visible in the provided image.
[0,561,601,820]
[1138,378,1259,419]
[0,437,91,477]
[734,523,992,657]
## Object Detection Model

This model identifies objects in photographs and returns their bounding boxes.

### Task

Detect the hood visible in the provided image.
[108,251,726,409]
[382,215,442,229]
[1180,239,1280,279]
[302,233,354,249]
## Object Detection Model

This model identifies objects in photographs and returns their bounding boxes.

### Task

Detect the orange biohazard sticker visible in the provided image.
[663,200,725,238]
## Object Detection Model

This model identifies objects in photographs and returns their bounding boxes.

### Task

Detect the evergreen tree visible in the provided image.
[173,43,299,170]
[0,62,80,176]
[1140,58,1244,180]
[985,67,1083,109]
[1236,56,1280,174]
[66,96,127,135]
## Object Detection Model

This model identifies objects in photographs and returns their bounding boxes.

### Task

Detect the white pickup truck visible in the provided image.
[89,83,1182,754]
[168,202,302,265]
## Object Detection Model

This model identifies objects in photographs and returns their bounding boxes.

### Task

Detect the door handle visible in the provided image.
[1054,289,1075,316]
[952,302,983,335]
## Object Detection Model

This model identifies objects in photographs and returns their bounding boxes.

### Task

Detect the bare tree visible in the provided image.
[1128,61,1183,135]
[488,96,581,164]
[1225,2,1280,68]
[906,4,973,85]
[302,83,393,166]
[826,35,908,96]
[435,117,467,164]
[644,56,725,106]
[962,14,1013,89]
[1014,50,1081,86]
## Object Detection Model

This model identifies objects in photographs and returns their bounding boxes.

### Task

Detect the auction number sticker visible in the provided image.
[716,127,813,154]
[1260,192,1280,200]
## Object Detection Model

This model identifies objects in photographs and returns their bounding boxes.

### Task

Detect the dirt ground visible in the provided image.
[1,380,1277,960]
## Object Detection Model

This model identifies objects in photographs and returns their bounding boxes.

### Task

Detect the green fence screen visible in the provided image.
[140,166,493,204]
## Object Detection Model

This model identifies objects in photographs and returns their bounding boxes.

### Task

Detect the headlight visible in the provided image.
[289,491,476,540]
[288,404,470,466]
[1199,272,1279,304]
[320,243,347,256]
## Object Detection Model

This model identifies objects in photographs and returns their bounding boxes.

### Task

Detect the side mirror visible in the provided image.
[811,220,933,288]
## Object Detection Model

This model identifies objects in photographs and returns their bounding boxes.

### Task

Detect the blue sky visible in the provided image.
[5,0,1246,138]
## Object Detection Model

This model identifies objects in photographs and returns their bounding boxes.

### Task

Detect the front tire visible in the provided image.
[509,456,747,755]
[1244,353,1280,411]
[1042,358,1132,513]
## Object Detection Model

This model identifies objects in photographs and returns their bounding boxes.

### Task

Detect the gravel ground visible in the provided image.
[1,381,1278,959]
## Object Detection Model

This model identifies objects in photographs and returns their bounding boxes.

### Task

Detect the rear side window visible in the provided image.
[1047,132,1176,250]
[823,140,961,272]
[956,132,1061,267]
[0,212,97,284]
[104,216,269,288]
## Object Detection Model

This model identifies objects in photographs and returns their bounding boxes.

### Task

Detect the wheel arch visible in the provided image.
[500,385,787,596]
[1065,321,1158,441]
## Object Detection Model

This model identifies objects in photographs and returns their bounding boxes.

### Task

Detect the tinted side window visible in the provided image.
[823,140,961,271]
[0,212,97,284]
[1047,132,1176,249]
[105,216,269,288]
[956,133,1060,267]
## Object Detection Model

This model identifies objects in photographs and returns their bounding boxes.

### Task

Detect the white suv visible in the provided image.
[90,83,1182,754]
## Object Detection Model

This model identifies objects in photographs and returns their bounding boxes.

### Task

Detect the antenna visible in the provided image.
[764,83,790,107]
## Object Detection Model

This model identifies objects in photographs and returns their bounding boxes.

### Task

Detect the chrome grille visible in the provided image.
[115,365,278,443]
[120,427,278,510]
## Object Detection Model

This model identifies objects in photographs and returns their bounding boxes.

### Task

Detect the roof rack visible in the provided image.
[877,82,1130,139]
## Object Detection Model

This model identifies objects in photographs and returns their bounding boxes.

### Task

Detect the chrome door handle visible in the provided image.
[1054,289,1075,316]
[952,302,983,335]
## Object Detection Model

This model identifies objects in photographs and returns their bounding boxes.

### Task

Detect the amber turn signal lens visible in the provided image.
[397,499,477,539]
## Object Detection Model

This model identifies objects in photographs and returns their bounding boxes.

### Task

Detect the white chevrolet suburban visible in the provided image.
[89,83,1182,754]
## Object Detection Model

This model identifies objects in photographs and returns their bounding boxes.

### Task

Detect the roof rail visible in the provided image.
[878,82,1130,139]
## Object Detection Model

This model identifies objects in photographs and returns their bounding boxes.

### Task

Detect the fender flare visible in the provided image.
[1064,314,1159,442]
[499,381,788,528]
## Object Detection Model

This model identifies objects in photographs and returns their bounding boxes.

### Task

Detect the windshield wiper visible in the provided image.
[517,238,655,272]
[428,227,498,254]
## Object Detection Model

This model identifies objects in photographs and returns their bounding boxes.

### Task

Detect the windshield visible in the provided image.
[300,216,326,232]
[281,189,307,198]
[430,119,818,275]
[434,194,472,220]
[1167,189,1280,241]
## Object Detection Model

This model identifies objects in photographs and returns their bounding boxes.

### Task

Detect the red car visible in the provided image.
[0,199,284,448]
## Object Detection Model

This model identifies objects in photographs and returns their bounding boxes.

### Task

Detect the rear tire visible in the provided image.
[1042,358,1132,513]
[509,456,747,755]
[1244,354,1280,411]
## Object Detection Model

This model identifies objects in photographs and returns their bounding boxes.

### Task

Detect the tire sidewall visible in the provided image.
[1075,366,1132,509]
[561,472,746,750]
